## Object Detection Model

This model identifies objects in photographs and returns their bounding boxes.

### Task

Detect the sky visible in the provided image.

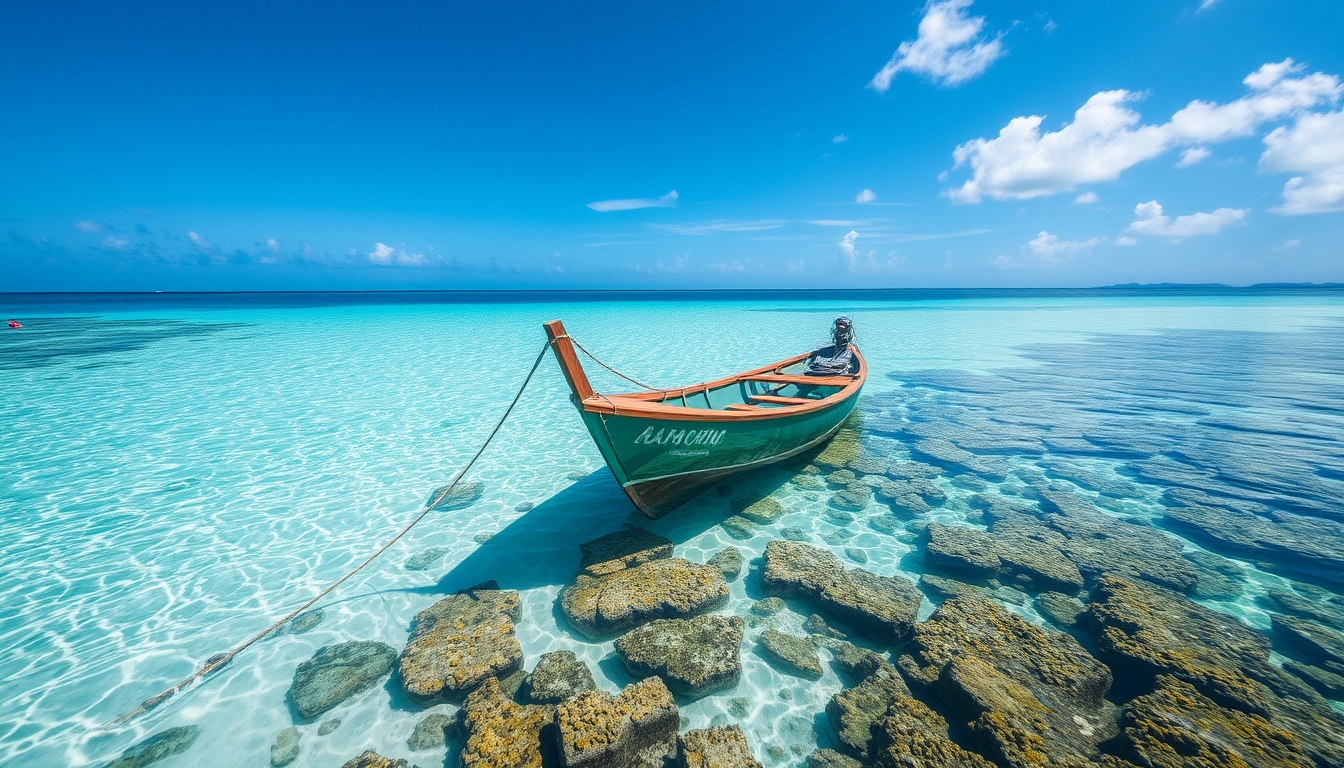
[2,0,1342,291]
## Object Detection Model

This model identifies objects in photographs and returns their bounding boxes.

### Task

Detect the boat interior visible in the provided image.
[625,353,862,412]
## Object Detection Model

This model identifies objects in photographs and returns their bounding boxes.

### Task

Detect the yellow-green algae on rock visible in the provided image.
[560,557,729,640]
[459,677,553,768]
[398,585,523,704]
[676,725,762,768]
[555,676,679,768]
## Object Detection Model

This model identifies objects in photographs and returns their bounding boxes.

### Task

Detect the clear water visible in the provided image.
[2,290,1342,767]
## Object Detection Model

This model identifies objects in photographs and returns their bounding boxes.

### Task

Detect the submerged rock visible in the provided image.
[898,595,1116,767]
[560,557,729,639]
[289,609,325,634]
[271,727,300,767]
[721,516,755,540]
[733,495,787,524]
[555,677,679,768]
[1121,675,1313,768]
[1259,589,1344,630]
[1163,503,1344,586]
[917,573,983,601]
[1088,576,1344,767]
[405,547,448,571]
[677,725,762,768]
[1272,614,1344,667]
[757,629,823,679]
[525,650,596,704]
[289,640,397,718]
[826,660,911,760]
[814,428,862,469]
[869,697,995,768]
[459,677,552,768]
[707,547,744,581]
[1035,591,1087,628]
[751,597,785,616]
[791,474,827,491]
[1048,514,1197,592]
[339,752,408,768]
[104,725,200,768]
[762,540,922,645]
[399,585,522,704]
[614,615,743,697]
[428,481,484,511]
[579,527,674,576]
[407,712,457,751]
[806,748,861,768]
[827,642,888,683]
[318,718,341,736]
[1284,661,1344,700]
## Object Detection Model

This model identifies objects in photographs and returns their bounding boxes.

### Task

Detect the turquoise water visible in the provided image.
[2,290,1342,767]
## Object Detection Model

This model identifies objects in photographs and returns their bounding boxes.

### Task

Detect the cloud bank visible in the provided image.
[948,59,1341,202]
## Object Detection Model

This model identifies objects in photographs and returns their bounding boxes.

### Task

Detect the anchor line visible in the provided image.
[553,333,662,391]
[107,340,552,729]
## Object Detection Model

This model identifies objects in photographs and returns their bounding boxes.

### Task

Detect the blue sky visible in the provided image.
[2,0,1341,290]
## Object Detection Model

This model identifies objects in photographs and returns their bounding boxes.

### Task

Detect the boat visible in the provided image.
[544,319,866,518]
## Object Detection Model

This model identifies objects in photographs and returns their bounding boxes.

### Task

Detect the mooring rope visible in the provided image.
[107,341,553,729]
[556,334,662,391]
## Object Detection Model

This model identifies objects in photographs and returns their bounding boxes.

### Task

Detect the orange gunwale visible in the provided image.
[544,320,866,423]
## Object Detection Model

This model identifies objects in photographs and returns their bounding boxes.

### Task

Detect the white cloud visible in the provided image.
[188,231,217,254]
[368,242,394,264]
[1073,192,1098,204]
[809,219,862,226]
[1198,0,1221,10]
[833,134,850,143]
[838,230,859,271]
[265,238,281,253]
[870,0,1005,90]
[649,219,785,235]
[1177,147,1211,167]
[948,59,1342,202]
[1261,108,1344,214]
[855,188,877,204]
[1125,200,1247,237]
[1273,239,1301,251]
[1116,236,1138,246]
[73,220,109,233]
[587,190,678,212]
[101,235,132,251]
[1027,231,1100,258]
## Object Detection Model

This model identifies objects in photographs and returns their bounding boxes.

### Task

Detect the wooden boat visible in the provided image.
[544,319,866,518]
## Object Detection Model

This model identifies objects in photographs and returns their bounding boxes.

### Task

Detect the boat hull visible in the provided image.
[574,392,859,518]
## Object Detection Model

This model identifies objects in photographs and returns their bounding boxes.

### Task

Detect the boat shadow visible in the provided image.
[435,460,807,594]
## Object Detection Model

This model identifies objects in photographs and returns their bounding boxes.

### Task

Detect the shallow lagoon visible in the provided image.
[2,290,1343,767]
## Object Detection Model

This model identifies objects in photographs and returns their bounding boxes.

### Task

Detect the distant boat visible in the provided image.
[544,320,866,518]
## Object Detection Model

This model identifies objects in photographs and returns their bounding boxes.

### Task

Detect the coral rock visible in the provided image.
[900,596,1116,767]
[399,586,522,704]
[289,640,398,718]
[104,726,200,768]
[460,678,552,768]
[1121,675,1312,768]
[614,615,743,697]
[561,558,729,640]
[708,548,744,581]
[526,650,596,704]
[579,528,673,577]
[762,540,922,645]
[270,727,300,767]
[555,677,679,768]
[757,630,823,679]
[339,751,409,768]
[732,495,787,524]
[677,725,763,768]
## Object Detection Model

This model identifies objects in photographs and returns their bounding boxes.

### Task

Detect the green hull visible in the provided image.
[573,393,860,518]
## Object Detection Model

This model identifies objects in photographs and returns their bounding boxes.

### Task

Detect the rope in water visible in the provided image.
[558,334,662,391]
[107,340,553,729]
